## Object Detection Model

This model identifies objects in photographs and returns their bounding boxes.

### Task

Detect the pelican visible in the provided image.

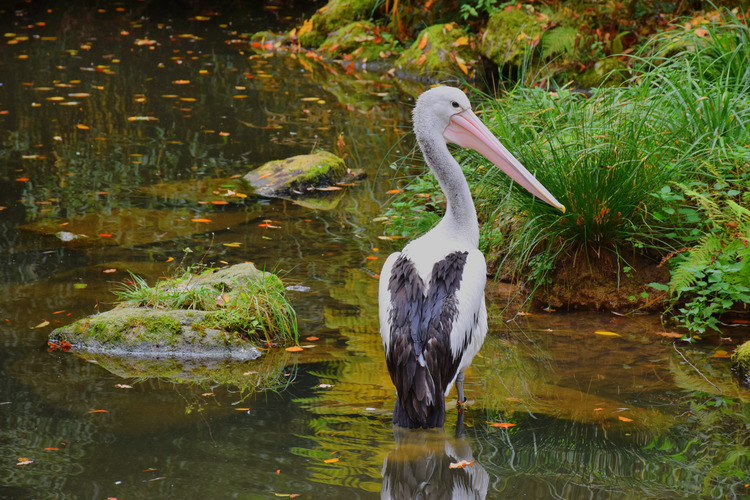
[379,86,564,429]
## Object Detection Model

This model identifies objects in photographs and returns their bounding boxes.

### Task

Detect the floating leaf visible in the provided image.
[88,409,110,413]
[115,384,133,389]
[595,330,621,337]
[306,336,319,341]
[103,268,117,273]
[191,218,212,223]
[489,422,516,428]
[655,331,682,338]
[32,320,50,329]
[285,346,304,352]
[618,416,633,422]
[324,458,339,463]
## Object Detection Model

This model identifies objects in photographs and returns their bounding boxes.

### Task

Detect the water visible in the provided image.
[1,3,749,499]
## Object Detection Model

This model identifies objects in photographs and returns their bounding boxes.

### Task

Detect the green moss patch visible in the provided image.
[244,150,347,198]
[395,23,479,78]
[319,21,400,61]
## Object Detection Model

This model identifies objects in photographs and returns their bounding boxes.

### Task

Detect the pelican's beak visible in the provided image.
[443,109,565,212]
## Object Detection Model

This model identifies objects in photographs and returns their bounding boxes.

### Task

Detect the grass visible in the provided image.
[380,8,750,333]
[114,265,298,345]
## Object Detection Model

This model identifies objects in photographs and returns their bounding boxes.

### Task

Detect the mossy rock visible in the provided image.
[49,263,297,358]
[578,57,628,88]
[395,23,479,78]
[319,20,400,61]
[244,150,347,198]
[732,341,750,388]
[298,0,378,48]
[480,8,544,66]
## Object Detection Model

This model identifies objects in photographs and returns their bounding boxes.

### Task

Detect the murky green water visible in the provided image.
[1,3,749,499]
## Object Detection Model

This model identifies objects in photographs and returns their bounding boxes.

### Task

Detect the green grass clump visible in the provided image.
[114,266,298,345]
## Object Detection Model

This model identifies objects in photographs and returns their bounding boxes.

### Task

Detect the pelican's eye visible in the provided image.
[450,101,460,109]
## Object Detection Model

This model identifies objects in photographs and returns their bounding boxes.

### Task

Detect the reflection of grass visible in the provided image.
[80,348,294,397]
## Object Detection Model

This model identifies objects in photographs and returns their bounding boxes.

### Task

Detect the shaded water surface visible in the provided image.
[1,3,749,499]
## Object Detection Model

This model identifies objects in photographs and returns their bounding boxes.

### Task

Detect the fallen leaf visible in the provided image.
[44,447,60,451]
[618,416,633,422]
[418,33,428,50]
[305,336,319,341]
[33,320,50,329]
[115,384,133,389]
[655,331,682,338]
[594,407,605,411]
[285,346,304,352]
[235,407,250,411]
[489,422,516,428]
[595,330,621,337]
[88,409,110,413]
[16,458,33,466]
[324,458,339,463]
[103,268,117,273]
[191,218,212,223]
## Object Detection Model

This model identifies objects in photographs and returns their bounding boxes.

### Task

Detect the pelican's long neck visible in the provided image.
[417,132,479,246]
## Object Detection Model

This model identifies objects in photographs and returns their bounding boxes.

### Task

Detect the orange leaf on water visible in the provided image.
[324,458,339,463]
[655,331,682,338]
[618,416,633,422]
[285,346,304,352]
[386,189,401,194]
[306,336,319,341]
[489,422,516,428]
[191,218,212,223]
[88,409,109,413]
[103,268,117,273]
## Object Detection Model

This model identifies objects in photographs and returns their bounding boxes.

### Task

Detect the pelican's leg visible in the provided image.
[456,372,465,408]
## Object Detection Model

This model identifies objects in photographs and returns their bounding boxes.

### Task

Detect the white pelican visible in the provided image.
[379,86,564,428]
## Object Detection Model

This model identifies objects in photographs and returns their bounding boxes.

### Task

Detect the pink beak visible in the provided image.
[443,109,565,212]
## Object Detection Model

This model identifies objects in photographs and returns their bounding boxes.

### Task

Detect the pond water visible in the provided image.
[1,3,749,499]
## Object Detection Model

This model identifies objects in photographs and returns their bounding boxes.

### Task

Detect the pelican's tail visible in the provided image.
[392,360,445,429]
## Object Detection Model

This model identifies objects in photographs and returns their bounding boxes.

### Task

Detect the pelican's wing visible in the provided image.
[379,249,484,428]
[443,247,487,395]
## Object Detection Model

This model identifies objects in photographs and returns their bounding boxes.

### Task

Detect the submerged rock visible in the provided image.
[244,150,352,209]
[49,263,297,359]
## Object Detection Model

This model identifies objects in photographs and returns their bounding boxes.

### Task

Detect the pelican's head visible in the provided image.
[413,86,565,213]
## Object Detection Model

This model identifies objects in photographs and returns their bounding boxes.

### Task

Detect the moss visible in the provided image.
[732,341,750,386]
[319,21,400,61]
[298,0,379,48]
[244,151,347,197]
[395,24,479,78]
[579,57,628,88]
[480,8,544,66]
[50,263,298,356]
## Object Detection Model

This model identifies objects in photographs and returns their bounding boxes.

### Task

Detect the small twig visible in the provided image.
[672,341,721,394]
[672,341,723,418]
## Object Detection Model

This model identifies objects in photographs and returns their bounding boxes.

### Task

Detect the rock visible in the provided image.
[49,263,297,359]
[395,23,479,78]
[244,150,348,198]
[298,0,379,48]
[480,8,543,67]
[579,57,628,88]
[319,20,400,62]
[732,341,750,388]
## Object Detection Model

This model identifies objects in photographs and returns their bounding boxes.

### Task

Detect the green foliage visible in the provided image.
[459,0,505,20]
[664,190,750,334]
[380,171,444,237]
